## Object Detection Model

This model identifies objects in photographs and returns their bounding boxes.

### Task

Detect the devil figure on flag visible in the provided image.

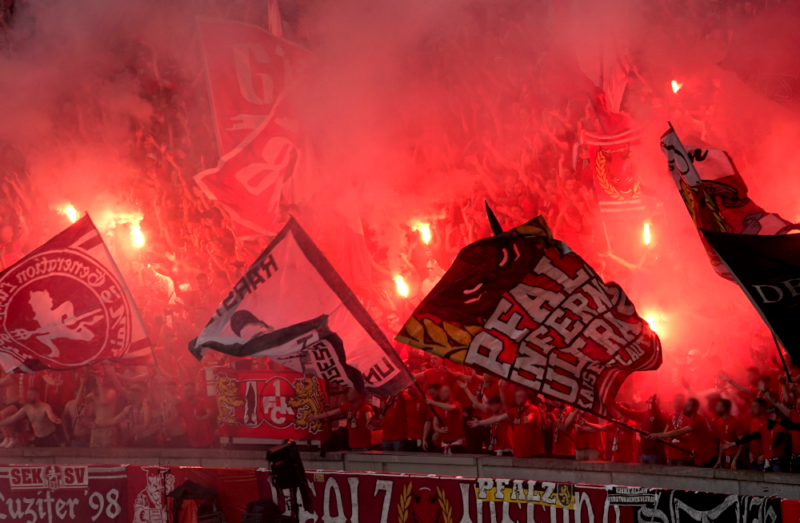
[0,215,152,373]
[396,215,661,418]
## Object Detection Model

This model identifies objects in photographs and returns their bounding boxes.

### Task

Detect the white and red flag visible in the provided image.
[0,215,151,373]
[195,18,315,234]
[397,216,662,418]
[190,217,412,396]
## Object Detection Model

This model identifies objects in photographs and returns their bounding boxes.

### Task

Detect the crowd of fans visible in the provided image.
[0,0,794,477]
[297,350,799,475]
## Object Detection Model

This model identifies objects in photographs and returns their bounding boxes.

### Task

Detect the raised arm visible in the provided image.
[720,373,751,396]
[457,382,488,413]
[764,389,792,417]
[551,409,578,431]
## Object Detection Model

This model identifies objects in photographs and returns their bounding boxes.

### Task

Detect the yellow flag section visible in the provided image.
[475,478,575,509]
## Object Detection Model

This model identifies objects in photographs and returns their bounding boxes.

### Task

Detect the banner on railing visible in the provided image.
[0,465,127,523]
[204,367,329,445]
[0,465,791,523]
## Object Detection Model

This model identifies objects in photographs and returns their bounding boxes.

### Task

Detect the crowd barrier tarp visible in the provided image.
[639,489,782,523]
[0,464,794,523]
[255,469,637,523]
[203,368,329,446]
[0,465,127,523]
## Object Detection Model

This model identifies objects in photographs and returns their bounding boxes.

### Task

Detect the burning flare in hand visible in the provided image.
[643,223,651,245]
[130,225,145,248]
[671,80,683,93]
[394,275,409,297]
[413,222,432,244]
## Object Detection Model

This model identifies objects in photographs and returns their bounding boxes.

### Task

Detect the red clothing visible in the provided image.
[611,426,637,463]
[483,383,500,402]
[508,402,545,458]
[498,381,517,406]
[423,367,456,391]
[478,383,502,420]
[750,382,781,402]
[665,412,693,462]
[434,403,465,444]
[424,366,470,407]
[789,411,800,456]
[752,416,787,460]
[551,408,576,457]
[687,413,718,466]
[715,416,745,457]
[575,413,605,451]
[748,416,765,459]
[491,419,513,452]
[382,394,408,442]
[406,395,428,440]
[179,397,216,448]
[341,401,373,449]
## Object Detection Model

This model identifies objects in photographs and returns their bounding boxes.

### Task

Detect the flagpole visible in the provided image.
[87,211,171,443]
[485,200,504,236]
[772,334,793,384]
[586,93,609,135]
[579,407,695,457]
[399,364,446,426]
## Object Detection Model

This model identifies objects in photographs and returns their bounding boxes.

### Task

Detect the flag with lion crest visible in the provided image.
[396,216,661,417]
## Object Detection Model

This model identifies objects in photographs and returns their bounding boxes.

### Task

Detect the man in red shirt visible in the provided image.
[426,385,466,454]
[712,399,746,470]
[406,386,429,451]
[549,404,577,459]
[415,357,475,408]
[663,394,694,466]
[725,398,789,472]
[574,411,606,461]
[178,383,216,448]
[376,391,408,452]
[722,368,780,404]
[459,381,511,455]
[310,389,374,451]
[579,406,637,463]
[649,398,718,467]
[469,389,545,458]
[615,395,668,464]
[767,388,800,472]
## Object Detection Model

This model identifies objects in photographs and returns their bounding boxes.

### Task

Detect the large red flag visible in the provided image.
[197,17,313,156]
[196,18,315,234]
[194,96,309,234]
[0,215,151,372]
[396,216,661,417]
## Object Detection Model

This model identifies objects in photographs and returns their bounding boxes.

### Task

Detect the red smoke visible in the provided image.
[0,0,796,402]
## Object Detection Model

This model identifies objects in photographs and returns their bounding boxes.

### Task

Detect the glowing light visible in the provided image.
[671,80,682,93]
[130,225,145,248]
[413,222,432,244]
[394,275,409,297]
[60,205,78,223]
[643,223,651,245]
[646,316,658,333]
